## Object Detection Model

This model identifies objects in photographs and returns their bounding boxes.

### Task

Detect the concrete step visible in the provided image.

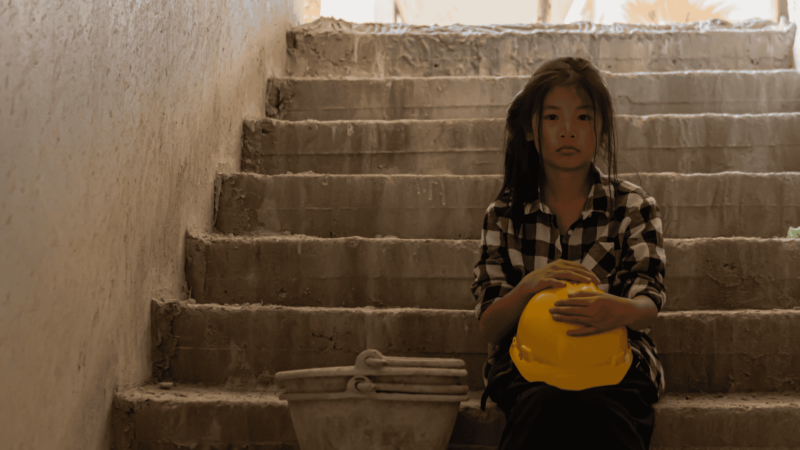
[213,172,800,239]
[151,299,800,393]
[243,113,800,175]
[185,232,800,310]
[286,18,796,78]
[113,384,800,449]
[266,71,800,121]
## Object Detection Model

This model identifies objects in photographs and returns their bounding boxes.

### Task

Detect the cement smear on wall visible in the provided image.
[0,0,302,448]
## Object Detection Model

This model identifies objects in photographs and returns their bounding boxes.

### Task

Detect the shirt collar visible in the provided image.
[524,163,613,220]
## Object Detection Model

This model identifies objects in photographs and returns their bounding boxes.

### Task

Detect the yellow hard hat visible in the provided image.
[509,281,632,390]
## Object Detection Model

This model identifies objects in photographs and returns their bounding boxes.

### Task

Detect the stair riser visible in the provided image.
[244,115,800,175]
[288,30,795,77]
[660,311,800,393]
[186,233,800,311]
[214,172,800,239]
[267,72,800,121]
[651,403,800,448]
[113,390,800,449]
[112,394,298,450]
[153,301,800,393]
[153,302,488,390]
[114,394,505,449]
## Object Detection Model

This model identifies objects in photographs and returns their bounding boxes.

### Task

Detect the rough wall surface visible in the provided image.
[0,0,302,449]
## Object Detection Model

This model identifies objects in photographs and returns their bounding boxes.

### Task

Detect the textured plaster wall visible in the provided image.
[791,0,800,68]
[0,0,302,448]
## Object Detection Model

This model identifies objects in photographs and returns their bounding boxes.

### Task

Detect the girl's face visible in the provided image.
[526,85,601,173]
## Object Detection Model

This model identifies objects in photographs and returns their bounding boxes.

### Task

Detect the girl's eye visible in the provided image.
[545,114,592,120]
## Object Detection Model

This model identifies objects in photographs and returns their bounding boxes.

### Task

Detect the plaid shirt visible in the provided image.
[471,163,667,398]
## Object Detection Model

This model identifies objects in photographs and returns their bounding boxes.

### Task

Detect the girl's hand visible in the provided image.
[549,292,636,337]
[517,259,602,297]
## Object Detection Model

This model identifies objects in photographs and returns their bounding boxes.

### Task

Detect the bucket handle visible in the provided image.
[283,377,468,402]
[346,376,469,395]
[348,376,376,394]
[355,349,465,370]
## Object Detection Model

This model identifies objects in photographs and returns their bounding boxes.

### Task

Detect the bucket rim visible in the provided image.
[280,390,469,403]
[275,365,468,381]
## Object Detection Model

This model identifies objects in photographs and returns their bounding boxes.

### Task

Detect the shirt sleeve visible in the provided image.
[617,191,667,312]
[471,202,522,320]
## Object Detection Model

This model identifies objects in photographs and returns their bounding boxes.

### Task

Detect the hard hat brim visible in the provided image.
[510,340,633,391]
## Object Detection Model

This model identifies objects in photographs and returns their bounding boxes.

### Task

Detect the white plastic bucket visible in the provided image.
[276,349,469,450]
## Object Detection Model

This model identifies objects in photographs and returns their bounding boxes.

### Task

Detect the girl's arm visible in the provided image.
[479,281,536,346]
[618,190,667,326]
[471,203,524,345]
[626,295,659,331]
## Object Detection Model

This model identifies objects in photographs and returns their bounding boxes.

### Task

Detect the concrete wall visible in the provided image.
[0,0,302,448]
[791,0,800,68]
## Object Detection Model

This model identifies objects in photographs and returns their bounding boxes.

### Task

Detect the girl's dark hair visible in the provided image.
[497,56,632,238]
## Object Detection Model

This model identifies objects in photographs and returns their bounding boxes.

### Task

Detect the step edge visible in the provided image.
[115,384,800,408]
[154,298,800,317]
[270,69,800,82]
[186,229,799,244]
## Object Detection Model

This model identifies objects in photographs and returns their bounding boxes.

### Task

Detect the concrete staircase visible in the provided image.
[113,17,800,449]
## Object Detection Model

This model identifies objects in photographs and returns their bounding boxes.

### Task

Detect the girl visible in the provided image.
[471,56,666,449]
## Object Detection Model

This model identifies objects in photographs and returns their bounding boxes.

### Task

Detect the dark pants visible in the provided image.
[490,361,659,450]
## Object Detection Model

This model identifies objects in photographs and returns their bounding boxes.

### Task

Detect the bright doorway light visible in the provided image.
[566,0,776,25]
[321,0,376,22]
[319,0,779,25]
